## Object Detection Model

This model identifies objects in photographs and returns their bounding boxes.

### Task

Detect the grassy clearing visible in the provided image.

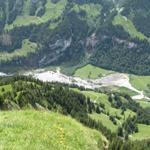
[81,90,109,103]
[73,3,102,27]
[72,89,135,132]
[117,87,137,96]
[138,100,150,109]
[90,113,118,132]
[0,39,37,62]
[131,124,150,141]
[113,15,148,40]
[44,63,86,76]
[42,0,67,21]
[74,64,113,79]
[81,90,122,116]
[74,89,135,119]
[130,75,150,97]
[5,0,67,30]
[72,89,111,111]
[110,86,138,96]
[0,84,12,95]
[0,110,105,150]
[130,75,150,91]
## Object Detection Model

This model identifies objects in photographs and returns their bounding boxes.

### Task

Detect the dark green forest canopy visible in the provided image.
[0,0,150,75]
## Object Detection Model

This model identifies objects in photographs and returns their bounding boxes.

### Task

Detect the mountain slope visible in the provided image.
[0,0,150,75]
[0,110,104,150]
[0,76,150,149]
[122,0,150,37]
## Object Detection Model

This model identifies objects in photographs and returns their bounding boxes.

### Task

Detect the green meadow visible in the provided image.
[130,75,150,91]
[72,88,150,140]
[112,87,138,96]
[90,113,118,132]
[0,110,105,150]
[113,15,148,40]
[138,100,150,109]
[74,64,112,79]
[0,39,37,62]
[131,124,150,141]
[72,89,135,132]
[0,84,12,95]
[73,3,102,27]
[5,0,67,30]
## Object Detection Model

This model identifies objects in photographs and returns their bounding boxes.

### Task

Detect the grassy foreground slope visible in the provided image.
[0,110,104,150]
[0,76,149,150]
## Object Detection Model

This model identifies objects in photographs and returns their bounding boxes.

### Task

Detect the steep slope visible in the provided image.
[0,0,150,75]
[0,76,150,149]
[122,0,150,37]
[0,110,104,150]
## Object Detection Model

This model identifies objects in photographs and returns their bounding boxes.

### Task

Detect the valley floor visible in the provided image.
[1,64,150,101]
[26,67,150,102]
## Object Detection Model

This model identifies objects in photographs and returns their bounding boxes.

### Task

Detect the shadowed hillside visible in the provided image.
[0,0,150,75]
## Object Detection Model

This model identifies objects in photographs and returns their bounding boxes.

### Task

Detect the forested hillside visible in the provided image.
[0,0,150,75]
[122,0,150,37]
[0,76,150,150]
